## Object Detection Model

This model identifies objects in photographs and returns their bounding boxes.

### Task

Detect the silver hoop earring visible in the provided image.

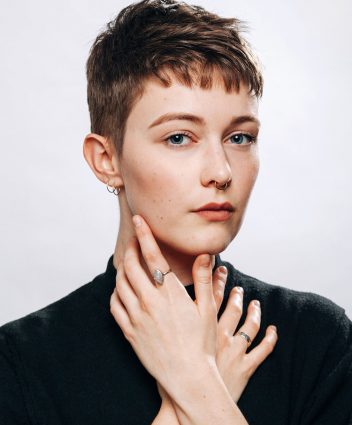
[215,179,231,191]
[106,181,121,196]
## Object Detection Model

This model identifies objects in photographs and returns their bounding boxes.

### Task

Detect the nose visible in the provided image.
[200,142,232,190]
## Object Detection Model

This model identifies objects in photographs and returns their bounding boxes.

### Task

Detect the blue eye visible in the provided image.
[229,133,256,145]
[165,133,192,147]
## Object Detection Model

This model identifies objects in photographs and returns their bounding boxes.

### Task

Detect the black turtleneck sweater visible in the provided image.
[1,254,351,425]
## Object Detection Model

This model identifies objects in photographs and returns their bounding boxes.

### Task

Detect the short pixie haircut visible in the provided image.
[86,0,263,155]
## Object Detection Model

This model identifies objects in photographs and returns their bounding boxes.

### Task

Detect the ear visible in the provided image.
[83,133,124,188]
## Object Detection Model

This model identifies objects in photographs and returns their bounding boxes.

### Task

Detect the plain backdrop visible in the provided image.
[0,0,351,325]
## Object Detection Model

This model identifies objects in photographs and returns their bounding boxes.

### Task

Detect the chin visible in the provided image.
[171,233,235,257]
[153,219,240,257]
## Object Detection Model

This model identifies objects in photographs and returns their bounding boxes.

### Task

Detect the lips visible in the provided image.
[194,202,234,212]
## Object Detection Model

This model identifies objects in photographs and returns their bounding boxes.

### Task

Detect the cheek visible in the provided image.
[231,155,259,206]
[123,156,185,215]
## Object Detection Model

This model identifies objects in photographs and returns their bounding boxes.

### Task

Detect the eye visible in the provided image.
[164,132,193,147]
[228,133,257,145]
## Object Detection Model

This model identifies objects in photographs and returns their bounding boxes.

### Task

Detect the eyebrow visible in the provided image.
[148,112,261,129]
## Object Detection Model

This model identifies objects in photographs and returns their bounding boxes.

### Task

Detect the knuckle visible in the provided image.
[197,271,211,284]
[230,297,243,315]
[114,285,121,298]
[248,313,261,330]
[216,272,227,285]
[215,278,225,290]
[262,338,275,353]
[140,296,153,313]
[124,257,134,274]
[144,250,157,264]
[123,328,135,343]
[233,303,243,316]
[218,329,232,347]
[215,288,224,300]
[115,281,123,296]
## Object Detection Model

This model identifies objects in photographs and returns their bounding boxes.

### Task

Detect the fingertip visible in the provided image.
[218,265,228,275]
[267,325,278,343]
[132,215,142,227]
[214,267,227,284]
[200,253,211,268]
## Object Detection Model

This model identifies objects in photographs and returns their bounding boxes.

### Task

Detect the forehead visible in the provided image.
[127,72,259,129]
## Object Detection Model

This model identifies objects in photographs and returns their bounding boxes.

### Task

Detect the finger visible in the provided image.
[212,266,227,313]
[115,261,142,321]
[218,286,243,336]
[132,215,172,286]
[110,287,134,340]
[234,299,261,349]
[192,254,216,313]
[246,325,278,371]
[123,236,157,301]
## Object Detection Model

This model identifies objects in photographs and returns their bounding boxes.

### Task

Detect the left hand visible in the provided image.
[109,214,218,399]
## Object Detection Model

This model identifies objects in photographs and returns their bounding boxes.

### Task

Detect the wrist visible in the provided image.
[166,355,218,401]
[166,358,248,425]
[152,398,179,425]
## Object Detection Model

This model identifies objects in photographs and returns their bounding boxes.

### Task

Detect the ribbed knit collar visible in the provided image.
[90,253,226,310]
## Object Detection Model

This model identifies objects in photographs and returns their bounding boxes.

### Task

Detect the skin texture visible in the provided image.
[83,73,278,424]
[109,216,277,424]
[83,73,260,285]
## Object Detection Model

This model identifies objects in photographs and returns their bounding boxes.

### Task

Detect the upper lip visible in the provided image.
[194,202,234,212]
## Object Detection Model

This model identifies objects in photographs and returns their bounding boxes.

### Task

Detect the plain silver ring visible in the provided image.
[237,331,252,346]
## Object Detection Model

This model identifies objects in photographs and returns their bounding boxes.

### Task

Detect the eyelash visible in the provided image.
[164,131,258,148]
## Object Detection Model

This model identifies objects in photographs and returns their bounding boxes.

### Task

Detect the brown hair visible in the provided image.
[86,0,263,155]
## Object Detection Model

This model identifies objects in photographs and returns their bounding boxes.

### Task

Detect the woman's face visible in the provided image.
[119,74,260,256]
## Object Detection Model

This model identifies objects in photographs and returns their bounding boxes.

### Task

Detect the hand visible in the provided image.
[147,262,278,406]
[111,214,278,422]
[109,214,219,399]
[153,269,278,424]
[212,267,278,403]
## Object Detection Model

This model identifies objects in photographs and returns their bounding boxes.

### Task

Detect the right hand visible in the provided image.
[212,265,278,403]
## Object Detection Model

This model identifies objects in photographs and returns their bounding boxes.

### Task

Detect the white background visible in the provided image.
[0,0,351,325]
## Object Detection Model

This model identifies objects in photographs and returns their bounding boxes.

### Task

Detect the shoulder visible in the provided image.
[221,259,349,336]
[0,275,106,355]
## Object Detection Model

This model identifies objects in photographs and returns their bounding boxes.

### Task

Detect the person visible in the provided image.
[1,0,351,424]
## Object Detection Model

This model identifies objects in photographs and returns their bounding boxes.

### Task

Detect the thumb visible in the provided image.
[192,254,216,314]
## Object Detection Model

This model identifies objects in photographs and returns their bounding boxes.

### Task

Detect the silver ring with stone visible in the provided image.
[237,331,252,346]
[153,268,172,285]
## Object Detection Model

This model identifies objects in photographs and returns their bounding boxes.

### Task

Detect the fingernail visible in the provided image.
[253,300,260,307]
[270,325,277,332]
[218,266,227,275]
[235,286,243,293]
[201,254,211,267]
[132,215,142,227]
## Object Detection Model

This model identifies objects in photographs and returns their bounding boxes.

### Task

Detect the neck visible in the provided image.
[113,208,215,286]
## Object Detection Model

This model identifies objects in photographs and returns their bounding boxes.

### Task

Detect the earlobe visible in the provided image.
[83,133,124,187]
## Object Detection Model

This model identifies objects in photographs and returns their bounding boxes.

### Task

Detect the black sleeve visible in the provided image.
[0,331,30,425]
[302,312,352,425]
